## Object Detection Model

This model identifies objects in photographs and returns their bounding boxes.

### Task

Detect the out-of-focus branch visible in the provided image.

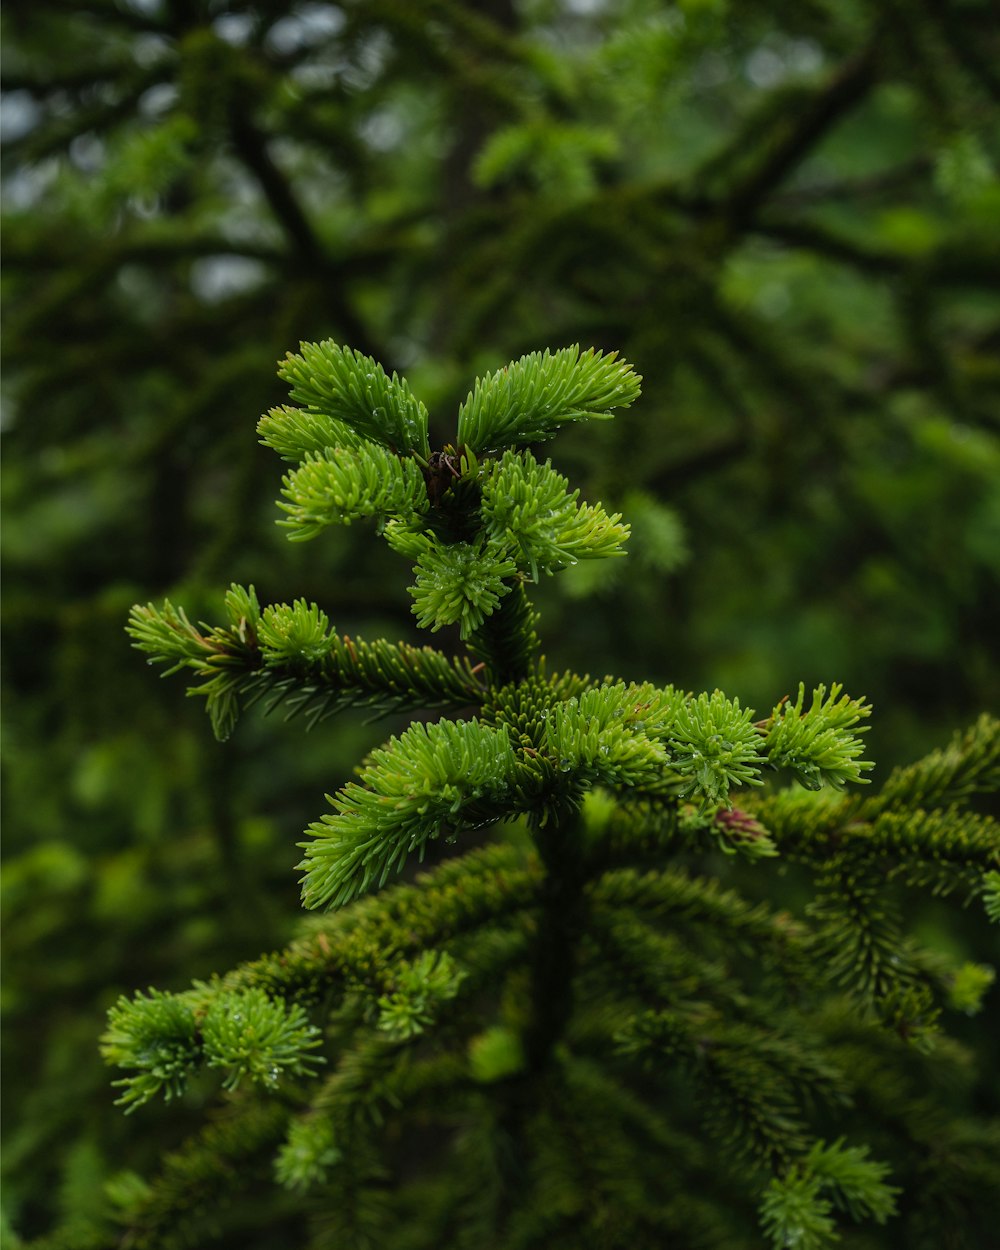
[227,110,322,263]
[716,44,878,229]
[750,217,1000,288]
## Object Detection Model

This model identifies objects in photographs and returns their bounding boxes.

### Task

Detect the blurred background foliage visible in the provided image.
[2,0,998,1244]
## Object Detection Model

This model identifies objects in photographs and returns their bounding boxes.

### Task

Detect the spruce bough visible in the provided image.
[108,341,998,1249]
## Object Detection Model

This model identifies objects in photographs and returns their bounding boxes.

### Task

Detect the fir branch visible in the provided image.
[806,862,912,1004]
[129,587,486,740]
[298,719,538,909]
[127,583,261,677]
[277,444,429,540]
[863,713,1000,813]
[274,1112,341,1194]
[102,987,323,1111]
[258,403,368,461]
[947,961,996,1014]
[668,690,765,802]
[107,1100,291,1250]
[199,988,324,1093]
[555,1060,735,1245]
[508,679,782,803]
[244,603,487,724]
[760,1170,838,1250]
[584,909,750,1019]
[276,1043,469,1195]
[102,989,200,1113]
[804,1138,899,1224]
[102,328,999,1247]
[608,971,850,1118]
[402,534,519,638]
[682,804,780,862]
[541,685,674,792]
[760,1138,899,1250]
[127,585,262,740]
[481,670,596,750]
[278,340,430,456]
[103,853,538,1153]
[871,807,1000,898]
[574,789,684,871]
[479,450,629,580]
[615,1007,810,1169]
[456,345,641,454]
[984,871,1000,923]
[743,788,856,856]
[305,1135,392,1248]
[752,791,998,903]
[224,843,542,1005]
[527,1065,660,1244]
[589,866,811,977]
[283,1041,474,1218]
[560,1053,702,1172]
[374,949,467,1042]
[761,683,873,792]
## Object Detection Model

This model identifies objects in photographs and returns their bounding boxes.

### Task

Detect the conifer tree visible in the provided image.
[50,341,998,1249]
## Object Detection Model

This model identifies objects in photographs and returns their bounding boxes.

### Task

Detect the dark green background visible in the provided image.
[2,0,998,1243]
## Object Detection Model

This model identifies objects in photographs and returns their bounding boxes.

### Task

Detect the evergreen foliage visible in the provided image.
[34,342,997,1248]
[278,341,430,458]
[4,3,1000,1246]
[456,345,641,454]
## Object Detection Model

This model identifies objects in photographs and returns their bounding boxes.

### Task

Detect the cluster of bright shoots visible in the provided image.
[108,340,978,1248]
[267,340,637,628]
[127,342,875,911]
